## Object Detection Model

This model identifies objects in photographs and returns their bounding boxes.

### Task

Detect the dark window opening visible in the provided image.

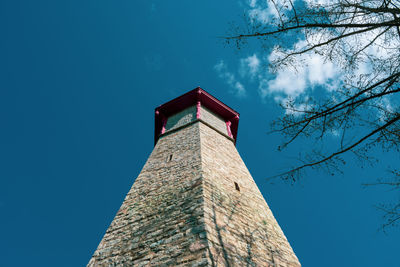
[234,182,240,192]
[166,154,173,162]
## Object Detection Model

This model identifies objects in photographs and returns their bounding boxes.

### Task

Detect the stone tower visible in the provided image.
[88,88,300,266]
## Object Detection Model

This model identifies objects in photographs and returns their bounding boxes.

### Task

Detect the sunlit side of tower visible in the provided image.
[88,88,300,266]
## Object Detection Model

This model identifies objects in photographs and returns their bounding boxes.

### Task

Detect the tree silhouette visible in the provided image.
[226,0,400,229]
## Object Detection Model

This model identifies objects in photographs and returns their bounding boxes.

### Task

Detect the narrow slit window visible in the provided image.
[234,182,240,192]
[166,154,173,162]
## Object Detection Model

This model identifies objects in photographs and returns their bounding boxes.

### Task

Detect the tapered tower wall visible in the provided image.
[88,88,300,266]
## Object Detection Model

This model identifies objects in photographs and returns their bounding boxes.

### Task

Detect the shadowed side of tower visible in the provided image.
[88,88,300,266]
[199,123,299,266]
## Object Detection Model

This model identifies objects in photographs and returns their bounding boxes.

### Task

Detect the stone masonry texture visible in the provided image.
[165,106,197,133]
[88,105,300,267]
[200,106,227,136]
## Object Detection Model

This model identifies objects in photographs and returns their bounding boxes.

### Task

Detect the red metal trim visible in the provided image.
[196,101,201,119]
[226,121,233,138]
[161,115,167,134]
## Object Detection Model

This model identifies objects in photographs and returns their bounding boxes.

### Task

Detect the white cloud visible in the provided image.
[214,60,247,98]
[248,7,274,24]
[259,41,340,100]
[234,81,246,97]
[262,64,307,98]
[247,0,293,24]
[377,97,394,122]
[303,0,333,7]
[238,0,397,122]
[282,98,312,117]
[307,54,337,84]
[240,54,260,79]
[215,46,341,105]
[254,19,395,100]
[248,0,257,8]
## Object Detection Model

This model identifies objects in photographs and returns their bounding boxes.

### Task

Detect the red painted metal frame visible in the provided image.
[155,87,240,145]
[226,121,233,139]
[196,100,201,119]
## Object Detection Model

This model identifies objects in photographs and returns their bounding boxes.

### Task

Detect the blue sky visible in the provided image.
[1,1,399,266]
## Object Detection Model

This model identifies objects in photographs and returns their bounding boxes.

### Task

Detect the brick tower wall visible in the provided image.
[88,104,300,266]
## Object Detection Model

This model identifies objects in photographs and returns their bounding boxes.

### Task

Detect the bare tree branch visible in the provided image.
[227,0,400,229]
[275,115,400,178]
